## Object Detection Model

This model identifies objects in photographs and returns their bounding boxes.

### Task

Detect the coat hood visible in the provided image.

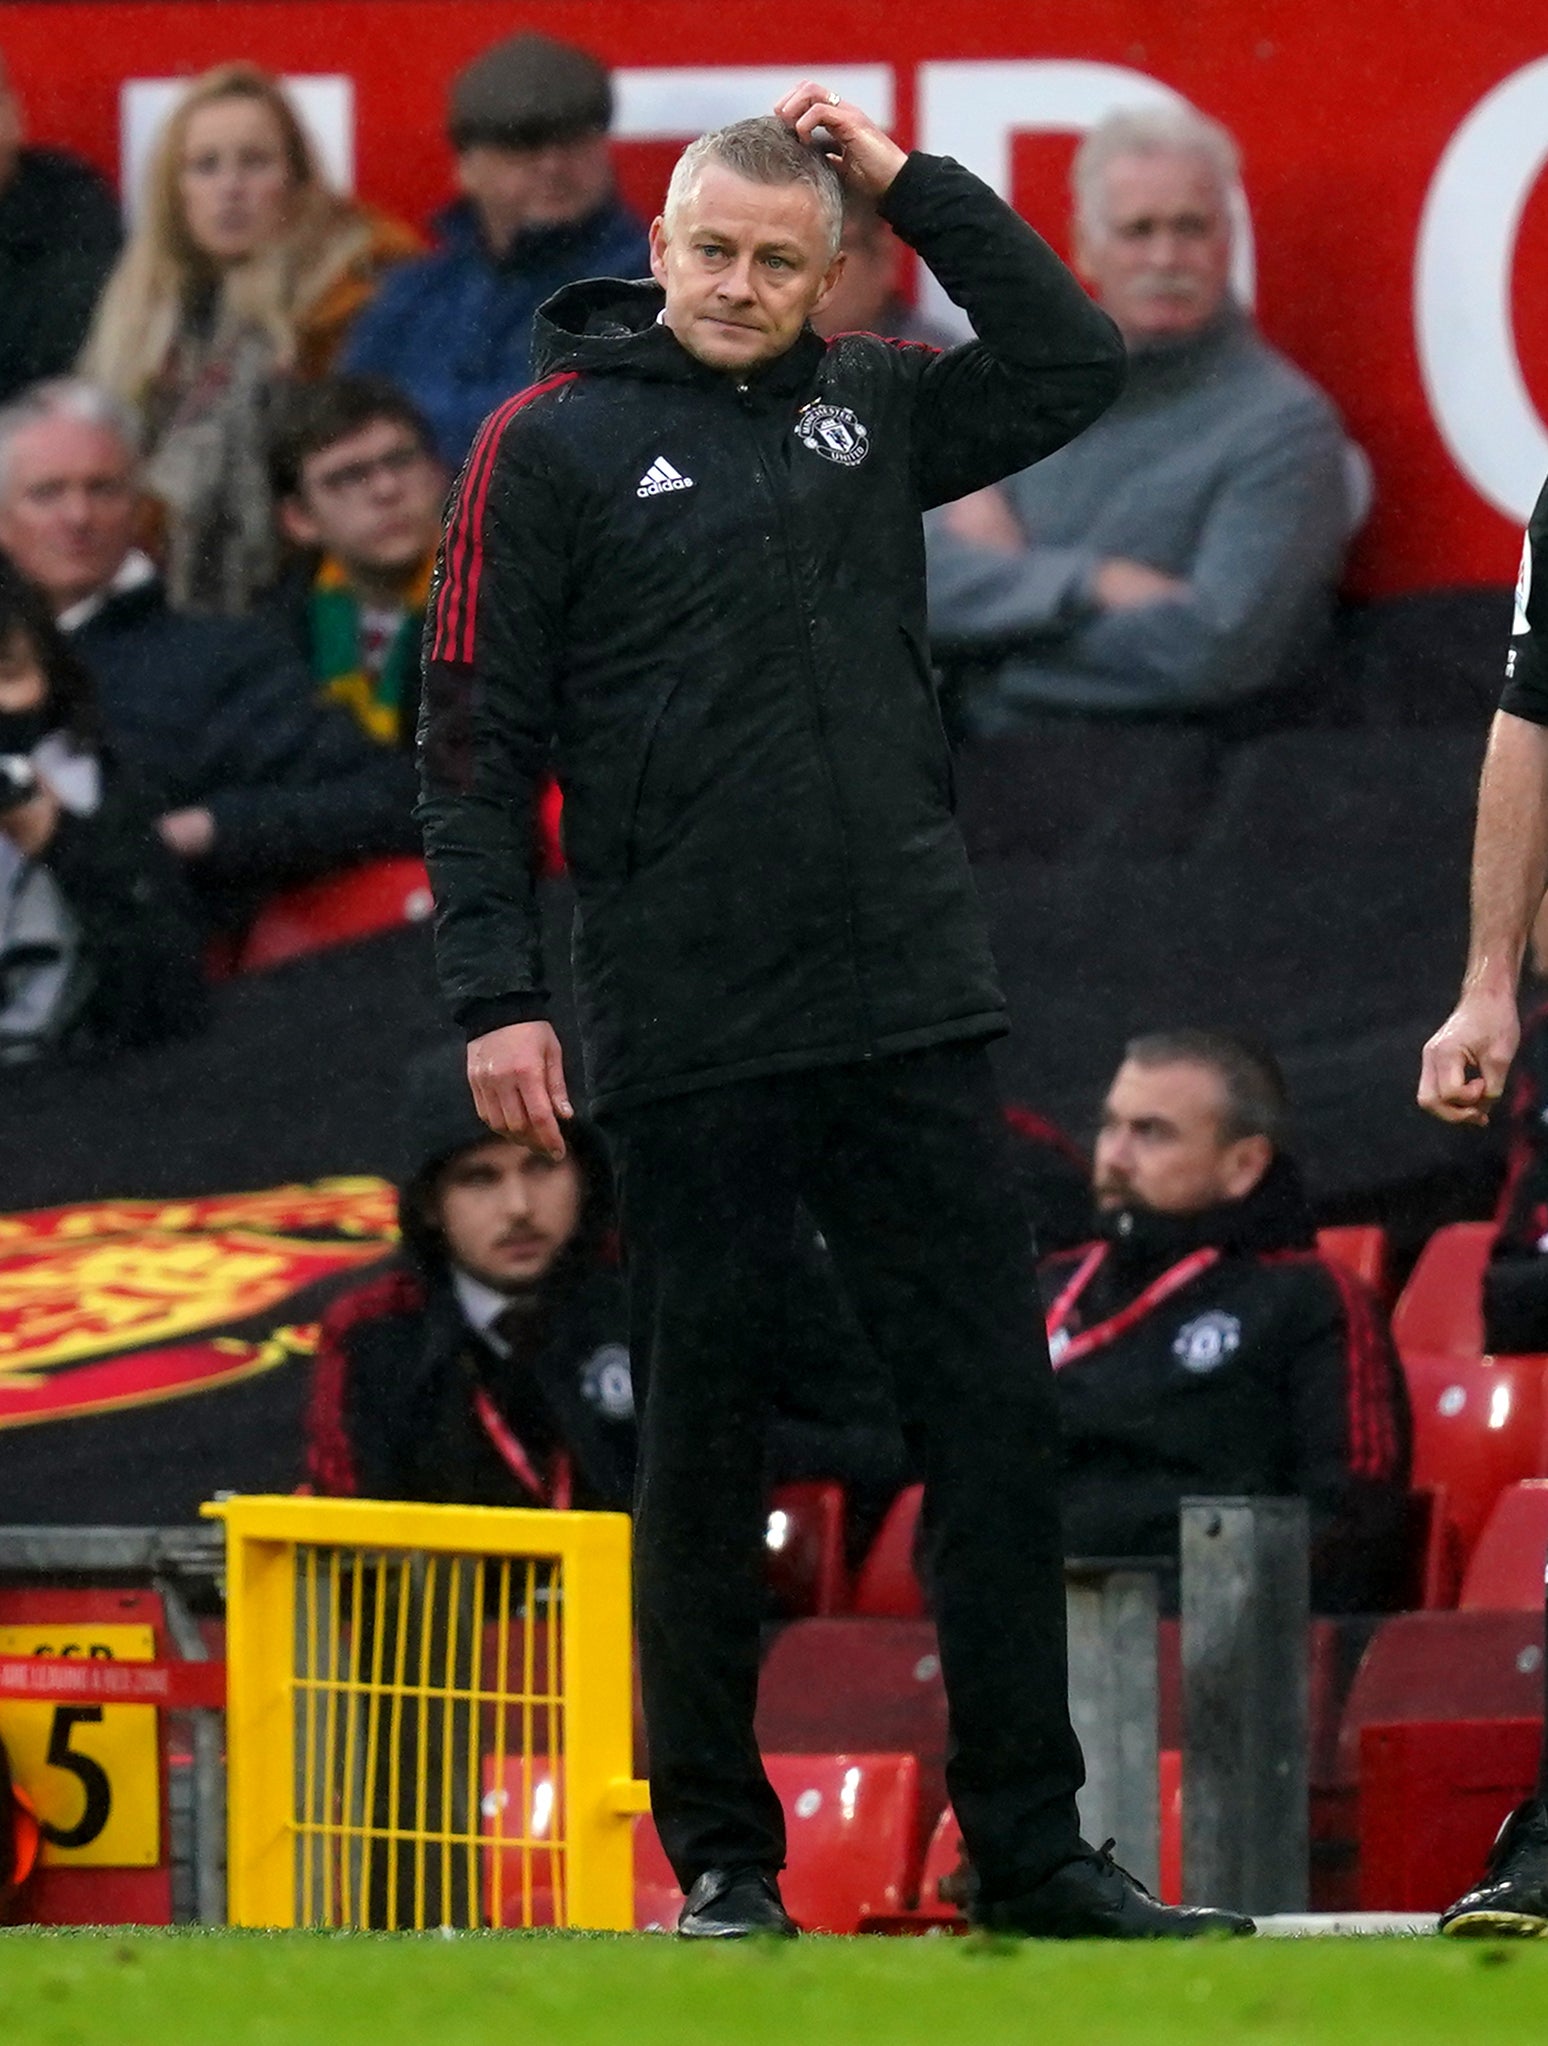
[531,274,826,397]
[396,1040,614,1283]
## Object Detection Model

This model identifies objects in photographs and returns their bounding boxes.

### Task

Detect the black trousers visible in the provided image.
[603,1040,1086,1904]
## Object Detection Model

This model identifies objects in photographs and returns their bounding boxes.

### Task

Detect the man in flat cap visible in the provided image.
[343,32,649,468]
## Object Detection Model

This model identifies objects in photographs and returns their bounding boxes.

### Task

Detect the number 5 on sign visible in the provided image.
[0,1625,160,1866]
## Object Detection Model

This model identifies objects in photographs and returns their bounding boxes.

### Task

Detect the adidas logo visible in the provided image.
[636,456,694,498]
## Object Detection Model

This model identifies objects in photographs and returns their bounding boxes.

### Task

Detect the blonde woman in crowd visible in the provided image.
[81,64,419,615]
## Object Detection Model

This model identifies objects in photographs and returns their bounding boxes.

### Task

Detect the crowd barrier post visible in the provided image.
[1064,1564,1161,1891]
[207,1495,643,1932]
[1179,1497,1310,1913]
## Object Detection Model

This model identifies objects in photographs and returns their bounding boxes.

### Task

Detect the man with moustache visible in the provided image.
[1044,1030,1409,1612]
[418,81,1252,1939]
[927,102,1352,724]
[306,1040,636,1512]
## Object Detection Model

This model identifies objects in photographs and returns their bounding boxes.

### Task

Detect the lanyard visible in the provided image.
[472,1385,573,1510]
[1045,1241,1221,1367]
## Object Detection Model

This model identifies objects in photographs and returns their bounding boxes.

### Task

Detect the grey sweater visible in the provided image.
[926,301,1351,720]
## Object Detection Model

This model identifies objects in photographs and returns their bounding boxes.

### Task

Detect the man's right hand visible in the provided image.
[467,1021,573,1159]
[1418,988,1521,1126]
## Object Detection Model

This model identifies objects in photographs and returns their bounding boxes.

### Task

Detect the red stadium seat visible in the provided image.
[1401,1349,1546,1554]
[634,1754,920,1933]
[236,856,434,972]
[1309,1609,1546,1910]
[1390,1221,1495,1358]
[1399,1485,1463,1610]
[1358,1719,1540,1911]
[851,1485,925,1619]
[765,1482,849,1618]
[1460,1480,1548,1610]
[480,1757,564,1928]
[1335,1612,1546,1790]
[772,1752,919,1931]
[756,1619,948,1868]
[1316,1226,1390,1302]
[632,1810,683,1932]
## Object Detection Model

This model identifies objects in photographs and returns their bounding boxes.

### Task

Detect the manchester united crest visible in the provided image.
[1171,1310,1242,1376]
[795,403,871,467]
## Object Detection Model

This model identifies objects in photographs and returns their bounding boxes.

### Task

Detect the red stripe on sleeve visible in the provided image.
[304,1269,423,1496]
[430,372,577,666]
[1320,1257,1398,1479]
[1266,1249,1401,1480]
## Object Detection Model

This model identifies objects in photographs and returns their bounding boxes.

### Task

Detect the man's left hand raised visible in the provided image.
[775,82,907,199]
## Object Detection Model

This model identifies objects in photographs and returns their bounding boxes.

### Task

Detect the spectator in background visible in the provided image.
[307,1041,636,1510]
[1043,1030,1410,1611]
[342,33,649,470]
[809,192,956,347]
[0,56,121,404]
[80,64,419,616]
[0,563,204,1064]
[0,379,418,930]
[928,104,1352,725]
[264,375,446,749]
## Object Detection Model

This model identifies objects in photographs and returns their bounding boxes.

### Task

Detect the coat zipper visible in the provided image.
[737,380,873,1052]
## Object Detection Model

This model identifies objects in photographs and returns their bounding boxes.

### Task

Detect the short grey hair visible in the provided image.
[663,116,844,261]
[1123,1028,1287,1148]
[0,378,142,493]
[1072,104,1240,240]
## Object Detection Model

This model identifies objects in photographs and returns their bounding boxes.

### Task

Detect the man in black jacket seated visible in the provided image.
[0,379,419,930]
[419,83,1247,1940]
[1044,1030,1410,1611]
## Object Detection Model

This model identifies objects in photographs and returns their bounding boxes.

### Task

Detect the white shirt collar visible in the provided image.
[57,549,158,635]
[451,1266,518,1356]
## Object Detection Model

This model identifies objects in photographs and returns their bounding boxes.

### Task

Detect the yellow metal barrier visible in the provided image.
[205,1496,647,1931]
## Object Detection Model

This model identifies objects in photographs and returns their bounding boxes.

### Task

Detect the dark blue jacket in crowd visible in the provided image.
[70,576,419,926]
[340,192,651,469]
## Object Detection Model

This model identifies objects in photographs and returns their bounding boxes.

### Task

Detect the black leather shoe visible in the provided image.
[1440,1801,1548,1937]
[977,1841,1255,1940]
[677,1866,799,1939]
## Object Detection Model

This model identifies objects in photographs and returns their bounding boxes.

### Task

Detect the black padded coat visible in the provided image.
[417,151,1124,1111]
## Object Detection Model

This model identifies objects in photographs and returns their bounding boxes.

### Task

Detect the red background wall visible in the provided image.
[3,1,1547,597]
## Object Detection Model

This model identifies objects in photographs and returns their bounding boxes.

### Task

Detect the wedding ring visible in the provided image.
[827,90,841,105]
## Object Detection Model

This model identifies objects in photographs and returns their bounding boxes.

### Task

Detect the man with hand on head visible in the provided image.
[418,82,1250,1941]
[1420,477,1548,1937]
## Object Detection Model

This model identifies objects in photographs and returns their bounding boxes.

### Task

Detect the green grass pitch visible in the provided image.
[0,1930,1545,2045]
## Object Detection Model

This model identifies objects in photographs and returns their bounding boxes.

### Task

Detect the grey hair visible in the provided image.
[0,378,142,494]
[1123,1027,1288,1148]
[1072,103,1240,240]
[663,116,844,261]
